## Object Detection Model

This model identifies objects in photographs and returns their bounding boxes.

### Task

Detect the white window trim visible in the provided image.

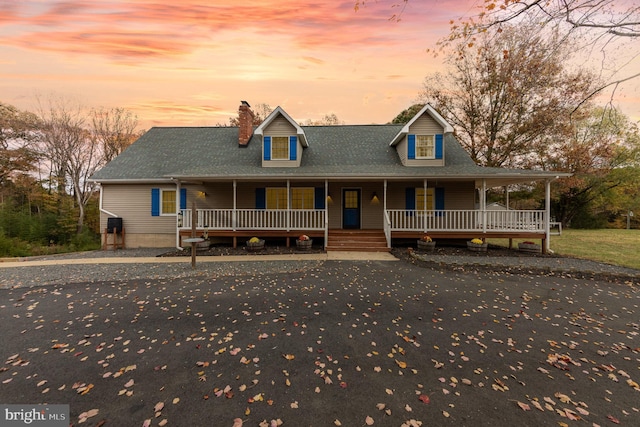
[266,187,288,209]
[415,135,435,160]
[271,136,290,160]
[160,189,177,216]
[291,187,315,210]
[416,188,435,214]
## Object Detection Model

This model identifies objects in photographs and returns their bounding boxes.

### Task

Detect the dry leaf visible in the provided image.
[395,360,407,369]
[154,402,164,413]
[365,415,374,425]
[232,418,243,427]
[516,401,531,411]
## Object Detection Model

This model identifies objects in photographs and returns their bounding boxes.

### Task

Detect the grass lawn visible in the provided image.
[490,229,640,270]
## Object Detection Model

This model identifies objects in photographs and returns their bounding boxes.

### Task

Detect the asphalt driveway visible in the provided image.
[1,258,638,426]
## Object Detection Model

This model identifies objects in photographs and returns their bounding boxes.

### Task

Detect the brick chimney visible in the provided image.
[238,101,254,146]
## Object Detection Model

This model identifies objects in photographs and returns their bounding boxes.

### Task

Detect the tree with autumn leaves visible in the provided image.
[0,98,139,255]
[413,22,640,228]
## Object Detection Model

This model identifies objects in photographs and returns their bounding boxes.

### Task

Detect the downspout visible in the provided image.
[384,179,389,248]
[545,179,552,253]
[98,185,119,218]
[287,179,290,231]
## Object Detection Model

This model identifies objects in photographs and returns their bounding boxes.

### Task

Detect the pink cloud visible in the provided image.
[1,0,471,61]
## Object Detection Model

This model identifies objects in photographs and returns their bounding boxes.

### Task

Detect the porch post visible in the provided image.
[504,185,509,209]
[233,180,237,231]
[423,179,428,233]
[176,180,182,249]
[287,179,291,232]
[482,179,487,234]
[545,179,551,253]
[325,179,329,249]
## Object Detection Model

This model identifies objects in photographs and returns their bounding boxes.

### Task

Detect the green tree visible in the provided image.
[390,104,424,124]
[540,107,640,227]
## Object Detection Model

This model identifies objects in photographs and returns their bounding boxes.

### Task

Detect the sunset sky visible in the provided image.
[1,0,638,129]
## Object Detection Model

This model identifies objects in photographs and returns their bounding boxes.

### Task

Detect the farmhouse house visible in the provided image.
[90,101,568,252]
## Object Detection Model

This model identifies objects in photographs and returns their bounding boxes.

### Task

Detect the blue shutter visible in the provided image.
[405,188,416,210]
[256,188,266,209]
[407,135,416,159]
[180,188,187,210]
[151,188,160,216]
[263,136,271,161]
[435,134,443,159]
[289,136,297,161]
[314,187,325,209]
[435,187,445,217]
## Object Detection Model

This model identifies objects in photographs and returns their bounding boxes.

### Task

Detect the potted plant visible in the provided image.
[196,229,210,250]
[296,234,313,250]
[518,241,541,253]
[467,238,488,252]
[416,234,436,251]
[246,236,265,251]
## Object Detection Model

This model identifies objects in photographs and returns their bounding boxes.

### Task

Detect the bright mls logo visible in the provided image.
[0,405,68,427]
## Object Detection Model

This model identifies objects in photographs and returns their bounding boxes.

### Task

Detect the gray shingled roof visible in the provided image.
[90,125,563,184]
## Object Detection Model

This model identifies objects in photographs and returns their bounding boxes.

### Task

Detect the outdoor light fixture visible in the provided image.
[370,192,380,204]
[327,193,333,203]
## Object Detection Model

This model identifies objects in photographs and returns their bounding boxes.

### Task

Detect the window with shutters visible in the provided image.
[266,188,288,209]
[416,135,435,159]
[416,188,434,210]
[271,137,289,160]
[161,190,176,215]
[291,188,314,209]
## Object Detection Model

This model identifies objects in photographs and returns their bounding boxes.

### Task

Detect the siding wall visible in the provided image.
[326,182,385,229]
[101,180,477,247]
[397,114,446,167]
[263,116,302,167]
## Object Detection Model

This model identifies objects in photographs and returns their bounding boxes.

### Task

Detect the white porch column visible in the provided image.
[287,180,291,231]
[482,179,487,234]
[325,180,329,249]
[233,180,237,231]
[423,179,428,233]
[175,180,182,249]
[504,185,509,209]
[383,180,387,211]
[545,179,551,253]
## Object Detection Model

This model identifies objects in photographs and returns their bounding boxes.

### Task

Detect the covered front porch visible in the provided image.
[175,177,555,252]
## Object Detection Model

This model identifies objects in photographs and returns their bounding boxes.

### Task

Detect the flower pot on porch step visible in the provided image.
[518,242,541,253]
[296,239,313,250]
[467,241,488,252]
[246,239,265,252]
[416,240,436,251]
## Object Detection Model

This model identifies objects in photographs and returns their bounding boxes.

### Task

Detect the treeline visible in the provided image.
[0,97,140,256]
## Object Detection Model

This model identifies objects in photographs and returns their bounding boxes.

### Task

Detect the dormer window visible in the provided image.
[416,135,435,159]
[271,136,289,160]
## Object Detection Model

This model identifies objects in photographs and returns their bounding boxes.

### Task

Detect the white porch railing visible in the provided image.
[180,209,326,231]
[386,209,545,232]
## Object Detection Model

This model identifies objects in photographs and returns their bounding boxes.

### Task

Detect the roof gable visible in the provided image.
[255,106,308,147]
[390,104,454,147]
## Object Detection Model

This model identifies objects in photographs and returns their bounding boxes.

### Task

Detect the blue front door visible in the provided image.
[343,189,361,229]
